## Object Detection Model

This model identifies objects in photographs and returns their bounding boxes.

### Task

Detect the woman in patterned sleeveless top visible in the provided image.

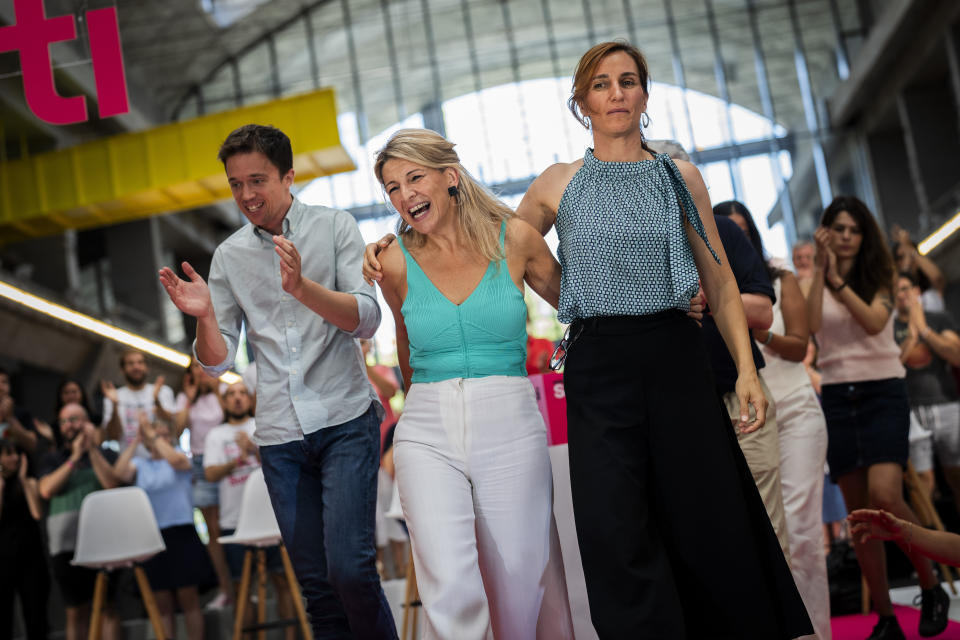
[371,129,574,639]
[510,42,811,639]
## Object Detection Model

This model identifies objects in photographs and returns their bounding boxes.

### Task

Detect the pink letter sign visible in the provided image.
[529,372,568,446]
[0,0,130,124]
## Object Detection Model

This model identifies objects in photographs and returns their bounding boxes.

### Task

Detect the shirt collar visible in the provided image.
[251,197,301,241]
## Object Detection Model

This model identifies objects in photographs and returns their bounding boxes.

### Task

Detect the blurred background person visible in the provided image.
[205,381,295,640]
[891,225,946,312]
[792,240,815,283]
[807,195,947,639]
[113,414,210,640]
[360,339,399,451]
[102,349,176,450]
[38,403,120,640]
[715,200,831,640]
[894,271,960,509]
[375,422,407,581]
[360,339,408,581]
[0,437,48,640]
[0,368,40,457]
[170,358,232,609]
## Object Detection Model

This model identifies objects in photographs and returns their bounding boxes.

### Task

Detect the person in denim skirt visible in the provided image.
[807,195,949,640]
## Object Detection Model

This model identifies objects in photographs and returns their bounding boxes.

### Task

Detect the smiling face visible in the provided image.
[827,210,863,259]
[580,51,648,135]
[58,403,88,443]
[226,151,294,235]
[380,158,458,235]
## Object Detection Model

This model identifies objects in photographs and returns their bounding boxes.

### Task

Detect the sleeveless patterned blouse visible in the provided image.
[556,149,721,323]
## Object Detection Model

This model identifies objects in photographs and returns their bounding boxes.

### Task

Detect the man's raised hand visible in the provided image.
[158,262,213,318]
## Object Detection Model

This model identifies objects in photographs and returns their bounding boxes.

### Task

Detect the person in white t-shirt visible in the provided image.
[101,350,176,450]
[203,382,294,639]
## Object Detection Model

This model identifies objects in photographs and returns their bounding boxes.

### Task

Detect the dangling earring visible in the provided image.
[640,112,651,128]
[448,185,459,198]
[584,115,592,130]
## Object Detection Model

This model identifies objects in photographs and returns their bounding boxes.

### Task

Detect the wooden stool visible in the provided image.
[232,544,313,640]
[400,545,421,640]
[860,461,957,614]
[88,566,165,640]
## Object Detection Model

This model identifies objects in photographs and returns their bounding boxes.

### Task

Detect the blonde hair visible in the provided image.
[373,129,513,262]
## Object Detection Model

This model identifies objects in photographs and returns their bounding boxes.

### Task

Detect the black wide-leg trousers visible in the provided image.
[564,311,812,640]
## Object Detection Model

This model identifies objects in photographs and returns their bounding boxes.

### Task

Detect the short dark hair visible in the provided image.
[0,437,16,455]
[119,349,144,368]
[713,200,783,282]
[898,271,918,287]
[217,124,293,176]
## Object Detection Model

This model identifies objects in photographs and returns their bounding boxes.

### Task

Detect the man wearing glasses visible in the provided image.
[38,403,121,640]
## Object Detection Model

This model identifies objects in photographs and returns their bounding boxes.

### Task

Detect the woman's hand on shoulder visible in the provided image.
[362,233,398,285]
[376,241,405,292]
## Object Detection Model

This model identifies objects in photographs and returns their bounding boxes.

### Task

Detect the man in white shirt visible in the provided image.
[160,124,393,638]
[102,350,176,450]
[204,381,295,638]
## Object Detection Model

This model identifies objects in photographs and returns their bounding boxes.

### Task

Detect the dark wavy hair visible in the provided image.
[712,200,783,282]
[820,196,894,302]
[218,124,293,177]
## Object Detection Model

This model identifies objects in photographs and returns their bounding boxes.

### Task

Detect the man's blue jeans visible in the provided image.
[260,404,397,639]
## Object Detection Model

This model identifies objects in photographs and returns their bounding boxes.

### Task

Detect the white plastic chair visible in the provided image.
[72,486,167,640]
[218,468,312,640]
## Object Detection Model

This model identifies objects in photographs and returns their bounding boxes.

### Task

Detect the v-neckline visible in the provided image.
[406,250,494,307]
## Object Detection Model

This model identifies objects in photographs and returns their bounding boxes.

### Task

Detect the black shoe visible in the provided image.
[919,584,950,637]
[867,615,906,640]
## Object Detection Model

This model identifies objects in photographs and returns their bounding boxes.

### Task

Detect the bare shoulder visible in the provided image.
[673,159,706,189]
[780,270,798,287]
[506,216,539,242]
[533,159,582,192]
[379,242,406,289]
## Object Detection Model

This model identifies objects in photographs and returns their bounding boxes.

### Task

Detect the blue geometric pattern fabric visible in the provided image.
[555,149,721,323]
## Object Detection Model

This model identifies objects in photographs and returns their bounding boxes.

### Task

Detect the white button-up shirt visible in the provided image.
[196,198,382,446]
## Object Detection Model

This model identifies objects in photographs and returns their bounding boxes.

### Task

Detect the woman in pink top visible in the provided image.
[807,196,947,640]
[172,358,231,608]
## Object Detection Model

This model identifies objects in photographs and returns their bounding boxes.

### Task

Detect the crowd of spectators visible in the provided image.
[0,196,958,639]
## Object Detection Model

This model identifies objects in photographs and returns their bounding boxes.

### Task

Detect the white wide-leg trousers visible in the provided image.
[394,376,573,640]
[777,385,831,640]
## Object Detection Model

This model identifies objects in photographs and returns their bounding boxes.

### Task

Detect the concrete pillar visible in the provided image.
[864,129,921,233]
[104,219,164,336]
[897,80,960,226]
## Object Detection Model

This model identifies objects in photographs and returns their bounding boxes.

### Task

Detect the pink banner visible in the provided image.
[529,372,568,446]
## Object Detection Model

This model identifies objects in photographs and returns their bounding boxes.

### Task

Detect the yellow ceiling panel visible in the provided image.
[0,88,354,244]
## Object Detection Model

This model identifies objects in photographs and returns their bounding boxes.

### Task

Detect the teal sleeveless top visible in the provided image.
[555,149,721,323]
[398,221,527,384]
